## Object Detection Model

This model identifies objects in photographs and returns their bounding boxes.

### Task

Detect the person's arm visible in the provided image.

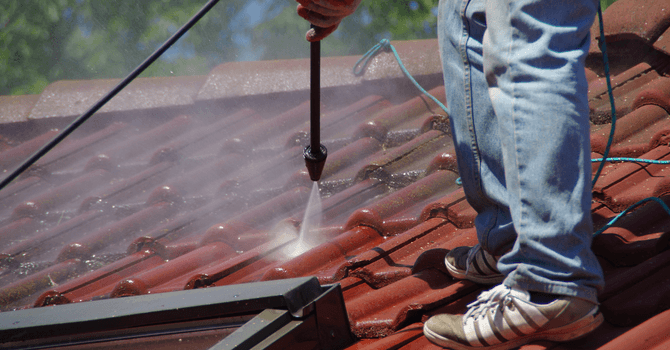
[295,0,362,41]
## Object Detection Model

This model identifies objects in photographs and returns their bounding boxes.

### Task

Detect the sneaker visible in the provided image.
[445,245,505,285]
[423,285,604,350]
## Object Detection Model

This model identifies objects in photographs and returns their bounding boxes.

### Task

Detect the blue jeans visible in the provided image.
[437,0,604,303]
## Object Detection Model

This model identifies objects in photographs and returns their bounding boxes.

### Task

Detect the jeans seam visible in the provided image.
[460,0,484,202]
[506,14,527,237]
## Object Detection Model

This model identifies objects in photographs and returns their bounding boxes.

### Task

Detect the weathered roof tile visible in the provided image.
[0,95,39,124]
[598,0,670,44]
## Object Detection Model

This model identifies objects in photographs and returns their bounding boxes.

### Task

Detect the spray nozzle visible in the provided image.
[304,144,327,182]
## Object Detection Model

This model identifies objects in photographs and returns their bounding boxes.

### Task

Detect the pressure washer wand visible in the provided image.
[303,26,328,182]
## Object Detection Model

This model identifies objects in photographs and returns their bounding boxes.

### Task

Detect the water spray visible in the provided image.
[303,26,328,182]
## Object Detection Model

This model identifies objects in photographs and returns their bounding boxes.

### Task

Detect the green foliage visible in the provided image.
[601,0,618,10]
[1,0,247,95]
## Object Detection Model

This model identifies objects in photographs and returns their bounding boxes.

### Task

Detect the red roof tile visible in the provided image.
[0,95,39,124]
[597,0,670,44]
[597,308,670,350]
[197,40,442,102]
[30,76,205,120]
[36,249,164,306]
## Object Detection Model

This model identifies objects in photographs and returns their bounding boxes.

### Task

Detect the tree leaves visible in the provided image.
[2,0,240,95]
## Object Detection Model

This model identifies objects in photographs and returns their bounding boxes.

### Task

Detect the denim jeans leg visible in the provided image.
[483,0,604,302]
[438,0,517,258]
[438,0,605,303]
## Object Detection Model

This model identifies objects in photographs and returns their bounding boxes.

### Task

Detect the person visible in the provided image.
[296,0,606,349]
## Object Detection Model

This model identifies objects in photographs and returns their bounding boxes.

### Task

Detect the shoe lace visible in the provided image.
[464,284,513,320]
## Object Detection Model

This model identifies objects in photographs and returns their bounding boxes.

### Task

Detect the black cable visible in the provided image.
[0,0,221,192]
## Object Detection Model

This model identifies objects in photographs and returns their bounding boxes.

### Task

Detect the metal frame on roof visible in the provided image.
[0,277,353,350]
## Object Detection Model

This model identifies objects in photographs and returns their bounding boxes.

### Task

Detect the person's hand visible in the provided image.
[296,0,362,42]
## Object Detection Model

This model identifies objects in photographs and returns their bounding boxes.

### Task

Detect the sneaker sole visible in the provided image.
[423,310,604,350]
[445,262,505,285]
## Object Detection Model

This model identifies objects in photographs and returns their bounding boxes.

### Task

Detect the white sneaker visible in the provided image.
[445,245,505,285]
[423,285,603,350]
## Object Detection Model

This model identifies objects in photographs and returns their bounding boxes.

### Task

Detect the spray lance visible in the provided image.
[303,25,328,182]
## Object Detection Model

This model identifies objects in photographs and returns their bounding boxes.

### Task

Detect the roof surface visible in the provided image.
[2,0,670,348]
